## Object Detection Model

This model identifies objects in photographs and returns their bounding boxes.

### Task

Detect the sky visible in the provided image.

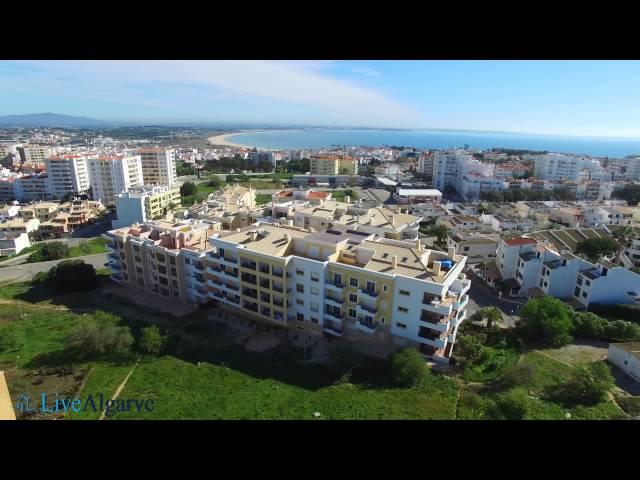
[1,60,640,137]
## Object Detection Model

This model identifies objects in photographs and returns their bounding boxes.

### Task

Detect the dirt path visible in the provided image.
[99,360,139,421]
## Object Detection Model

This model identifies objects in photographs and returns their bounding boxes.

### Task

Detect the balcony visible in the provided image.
[453,294,469,310]
[358,288,378,301]
[273,284,284,293]
[325,295,344,307]
[356,303,377,317]
[325,279,345,291]
[420,311,448,331]
[223,282,239,292]
[324,310,343,322]
[272,268,283,278]
[240,261,257,270]
[356,318,378,335]
[323,322,343,337]
[242,289,257,299]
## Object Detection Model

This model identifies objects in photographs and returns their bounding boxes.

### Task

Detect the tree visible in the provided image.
[612,184,640,205]
[519,296,573,347]
[206,176,222,188]
[66,311,134,360]
[563,362,615,405]
[28,241,69,263]
[45,259,99,294]
[575,237,619,261]
[180,181,197,197]
[613,225,637,247]
[139,326,168,356]
[478,306,503,329]
[429,224,449,245]
[456,335,484,365]
[76,240,93,255]
[502,363,536,388]
[389,348,428,388]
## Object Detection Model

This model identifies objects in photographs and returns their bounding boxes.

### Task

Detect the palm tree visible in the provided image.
[430,224,449,245]
[480,306,503,329]
[613,225,637,248]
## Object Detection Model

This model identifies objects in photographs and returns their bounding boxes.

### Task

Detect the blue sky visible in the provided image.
[1,60,640,137]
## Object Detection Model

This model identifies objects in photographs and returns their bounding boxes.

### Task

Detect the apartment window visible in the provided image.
[172,280,179,288]
[311,302,319,312]
[348,308,356,318]
[184,257,191,265]
[399,289,410,297]
[574,286,581,297]
[296,284,304,293]
[543,281,548,287]
[577,276,583,285]
[582,291,587,298]
[383,285,388,292]
[349,293,357,303]
[398,306,409,313]
[296,299,304,306]
[169,256,176,265]
[310,273,319,282]
[585,280,591,287]
[381,317,385,324]
[296,313,304,322]
[171,268,177,277]
[311,318,319,324]
[310,286,319,295]
[350,277,359,288]
[156,253,166,262]
[296,269,304,276]
[396,322,407,330]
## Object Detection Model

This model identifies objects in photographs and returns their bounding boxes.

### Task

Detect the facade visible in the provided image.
[496,237,538,287]
[45,154,91,199]
[248,151,274,167]
[137,148,177,186]
[417,153,434,178]
[309,155,358,175]
[23,145,54,164]
[0,217,40,237]
[533,153,604,181]
[113,185,182,229]
[608,343,640,384]
[88,154,144,205]
[0,232,30,257]
[460,174,506,201]
[394,188,443,204]
[447,233,499,264]
[624,238,640,267]
[13,175,49,202]
[291,174,361,187]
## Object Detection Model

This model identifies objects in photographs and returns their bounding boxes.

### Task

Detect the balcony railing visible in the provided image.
[326,295,344,305]
[241,261,256,270]
[357,303,376,314]
[326,279,345,288]
[272,269,283,278]
[359,288,378,299]
[420,311,447,324]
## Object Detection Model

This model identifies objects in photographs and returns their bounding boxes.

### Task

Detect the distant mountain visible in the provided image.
[0,113,114,128]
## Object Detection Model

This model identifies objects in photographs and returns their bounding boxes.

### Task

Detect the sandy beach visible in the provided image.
[207,132,245,148]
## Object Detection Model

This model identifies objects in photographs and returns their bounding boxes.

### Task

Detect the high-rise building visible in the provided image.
[137,148,177,186]
[13,174,50,202]
[88,154,143,205]
[24,145,54,164]
[45,154,91,199]
[533,153,604,181]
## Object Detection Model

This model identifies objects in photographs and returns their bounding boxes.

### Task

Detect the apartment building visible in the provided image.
[113,185,182,229]
[460,174,506,201]
[0,232,30,257]
[437,214,485,233]
[394,188,443,204]
[18,201,59,222]
[417,153,434,178]
[23,145,54,164]
[432,150,494,194]
[88,154,144,205]
[624,238,640,267]
[533,153,604,181]
[13,175,49,202]
[0,217,40,237]
[496,237,538,289]
[447,233,499,264]
[45,154,91,199]
[205,224,469,363]
[137,148,177,186]
[104,220,214,303]
[489,214,534,233]
[248,151,274,167]
[309,155,358,175]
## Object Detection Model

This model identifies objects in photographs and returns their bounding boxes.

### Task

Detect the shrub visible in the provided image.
[28,241,69,263]
[456,335,484,365]
[207,176,221,188]
[45,259,98,294]
[519,297,573,347]
[139,326,168,356]
[66,311,134,360]
[589,303,640,324]
[389,348,428,388]
[562,362,615,406]
[502,363,536,388]
[495,387,529,420]
[575,237,618,260]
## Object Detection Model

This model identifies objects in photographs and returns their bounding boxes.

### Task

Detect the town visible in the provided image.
[1,124,639,421]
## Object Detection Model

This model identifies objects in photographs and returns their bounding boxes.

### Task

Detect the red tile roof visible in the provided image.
[307,191,329,199]
[275,191,293,197]
[504,237,537,247]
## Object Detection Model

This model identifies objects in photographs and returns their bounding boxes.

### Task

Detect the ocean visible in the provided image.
[225,129,640,159]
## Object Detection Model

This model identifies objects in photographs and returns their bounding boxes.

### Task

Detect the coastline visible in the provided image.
[207,132,244,148]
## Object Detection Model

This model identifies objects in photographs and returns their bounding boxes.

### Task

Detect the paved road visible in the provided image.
[0,253,108,284]
[465,269,525,328]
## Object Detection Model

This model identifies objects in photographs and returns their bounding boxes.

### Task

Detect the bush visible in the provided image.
[456,335,484,365]
[495,387,529,420]
[589,303,640,324]
[180,181,197,196]
[561,362,615,406]
[573,311,640,342]
[27,241,69,263]
[207,176,222,188]
[45,259,98,294]
[575,237,618,261]
[66,311,134,360]
[519,297,573,347]
[139,326,168,356]
[502,363,536,388]
[389,348,428,388]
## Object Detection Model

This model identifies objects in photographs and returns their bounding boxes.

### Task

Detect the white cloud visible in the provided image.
[350,66,382,77]
[11,60,422,128]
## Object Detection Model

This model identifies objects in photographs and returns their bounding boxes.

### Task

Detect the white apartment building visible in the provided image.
[137,148,177,186]
[13,175,50,202]
[624,238,640,267]
[88,154,144,205]
[433,150,474,191]
[433,150,496,197]
[496,237,538,286]
[608,343,640,384]
[23,145,54,164]
[460,174,507,201]
[45,154,91,199]
[113,185,182,229]
[533,153,605,181]
[625,157,640,181]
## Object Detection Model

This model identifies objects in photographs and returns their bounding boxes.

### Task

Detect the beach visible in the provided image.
[207,132,244,147]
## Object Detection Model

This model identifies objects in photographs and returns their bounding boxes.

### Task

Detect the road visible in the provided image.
[465,269,525,328]
[0,253,108,284]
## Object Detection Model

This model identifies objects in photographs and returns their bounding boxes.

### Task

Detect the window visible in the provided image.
[296,299,304,306]
[399,289,410,296]
[539,279,544,288]
[296,284,304,293]
[574,286,581,297]
[350,277,359,288]
[296,313,304,322]
[349,293,357,303]
[543,281,548,287]
[582,291,587,298]
[383,285,388,292]
[310,286,319,295]
[381,317,385,324]
[585,280,591,287]
[396,322,407,329]
[398,306,409,313]
[311,318,319,324]
[296,269,304,276]
[169,256,176,265]
[310,302,319,312]
[310,273,319,282]
[348,308,356,318]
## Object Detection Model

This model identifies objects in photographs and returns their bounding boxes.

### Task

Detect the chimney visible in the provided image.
[433,261,442,276]
[284,233,291,242]
[391,255,397,269]
[448,246,456,258]
[345,195,351,203]
[249,231,258,241]
[416,239,423,250]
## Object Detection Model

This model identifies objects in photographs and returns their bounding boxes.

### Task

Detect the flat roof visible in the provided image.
[397,188,442,196]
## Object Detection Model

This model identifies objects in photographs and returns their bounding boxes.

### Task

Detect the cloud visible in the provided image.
[3,60,422,128]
